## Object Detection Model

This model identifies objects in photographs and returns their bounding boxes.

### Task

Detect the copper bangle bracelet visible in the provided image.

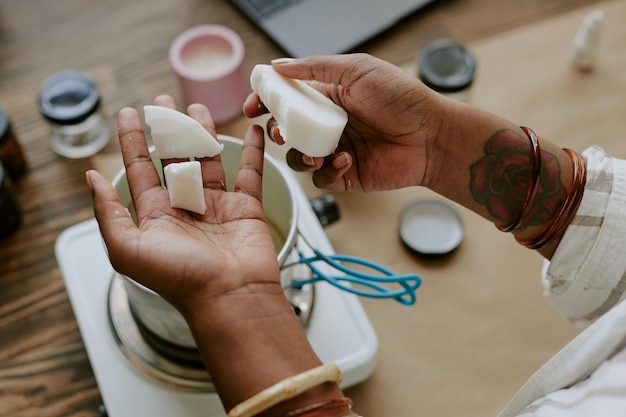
[496,126,542,232]
[283,397,358,417]
[516,148,587,250]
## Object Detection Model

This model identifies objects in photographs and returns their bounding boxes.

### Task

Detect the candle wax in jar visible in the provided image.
[182,44,232,78]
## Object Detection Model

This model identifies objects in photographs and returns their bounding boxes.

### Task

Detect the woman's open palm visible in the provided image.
[89,95,280,314]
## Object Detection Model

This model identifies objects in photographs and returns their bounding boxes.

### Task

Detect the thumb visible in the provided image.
[86,170,139,270]
[270,54,376,86]
[270,55,349,84]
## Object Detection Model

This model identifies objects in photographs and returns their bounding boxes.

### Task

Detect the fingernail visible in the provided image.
[268,126,277,143]
[332,153,350,169]
[302,155,316,166]
[85,170,94,192]
[271,57,295,65]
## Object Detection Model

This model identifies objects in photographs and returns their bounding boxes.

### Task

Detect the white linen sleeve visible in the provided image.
[542,146,626,328]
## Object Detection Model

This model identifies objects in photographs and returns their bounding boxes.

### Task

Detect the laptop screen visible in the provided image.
[231,0,437,57]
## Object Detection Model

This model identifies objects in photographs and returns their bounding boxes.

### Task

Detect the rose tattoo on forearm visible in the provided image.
[470,129,564,229]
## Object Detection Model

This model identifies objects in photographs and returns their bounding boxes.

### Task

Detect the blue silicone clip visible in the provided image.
[286,236,422,306]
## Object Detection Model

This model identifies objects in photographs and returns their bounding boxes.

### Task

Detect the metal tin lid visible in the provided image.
[38,70,101,125]
[418,39,476,93]
[398,199,464,256]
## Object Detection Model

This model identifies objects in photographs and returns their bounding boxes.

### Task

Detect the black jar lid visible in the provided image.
[417,39,476,93]
[38,70,101,125]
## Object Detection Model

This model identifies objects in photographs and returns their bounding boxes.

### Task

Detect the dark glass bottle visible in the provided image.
[0,162,22,240]
[0,106,27,180]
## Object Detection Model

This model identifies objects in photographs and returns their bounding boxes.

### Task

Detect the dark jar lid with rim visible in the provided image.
[38,70,102,125]
[417,39,477,93]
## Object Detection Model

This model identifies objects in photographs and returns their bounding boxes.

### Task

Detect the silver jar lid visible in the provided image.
[398,199,464,256]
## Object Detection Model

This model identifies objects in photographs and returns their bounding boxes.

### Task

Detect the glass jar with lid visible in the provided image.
[38,70,111,158]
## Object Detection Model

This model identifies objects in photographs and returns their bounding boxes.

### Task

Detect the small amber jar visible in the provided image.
[0,106,27,180]
[0,162,22,239]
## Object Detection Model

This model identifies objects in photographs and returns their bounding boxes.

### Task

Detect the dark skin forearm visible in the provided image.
[181,287,343,417]
[426,99,574,259]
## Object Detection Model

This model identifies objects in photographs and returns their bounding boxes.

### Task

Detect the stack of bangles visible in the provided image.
[497,126,587,250]
[226,363,360,417]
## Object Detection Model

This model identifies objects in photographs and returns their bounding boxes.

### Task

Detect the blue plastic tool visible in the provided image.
[284,236,422,306]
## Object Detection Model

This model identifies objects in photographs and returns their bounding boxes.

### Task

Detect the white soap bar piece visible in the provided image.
[250,64,348,157]
[163,161,206,214]
[144,105,223,159]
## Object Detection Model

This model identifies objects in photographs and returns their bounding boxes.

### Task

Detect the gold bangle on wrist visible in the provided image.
[227,363,343,417]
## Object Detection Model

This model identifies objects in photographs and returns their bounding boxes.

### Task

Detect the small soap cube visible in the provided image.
[163,161,206,214]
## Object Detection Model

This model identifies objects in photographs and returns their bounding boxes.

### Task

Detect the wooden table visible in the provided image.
[0,1,606,416]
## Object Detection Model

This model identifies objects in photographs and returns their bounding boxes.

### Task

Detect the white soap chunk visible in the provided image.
[144,105,223,159]
[250,64,348,157]
[163,161,206,214]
